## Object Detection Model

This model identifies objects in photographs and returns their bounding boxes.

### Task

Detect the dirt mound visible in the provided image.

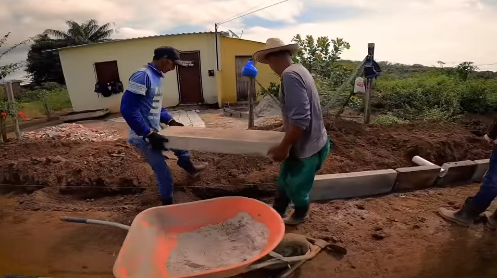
[0,118,491,205]
[0,140,156,197]
[323,119,490,172]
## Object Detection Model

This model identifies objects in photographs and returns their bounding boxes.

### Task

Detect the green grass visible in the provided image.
[19,87,72,119]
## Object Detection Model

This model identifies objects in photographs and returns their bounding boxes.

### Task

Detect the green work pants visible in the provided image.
[277,139,331,208]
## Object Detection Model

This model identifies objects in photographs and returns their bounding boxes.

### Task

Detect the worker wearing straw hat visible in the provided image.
[254,38,331,225]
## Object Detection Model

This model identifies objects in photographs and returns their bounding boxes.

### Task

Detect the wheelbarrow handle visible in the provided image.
[4,275,52,278]
[60,216,131,230]
[60,216,87,223]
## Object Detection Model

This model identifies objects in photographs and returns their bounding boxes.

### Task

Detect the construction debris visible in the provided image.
[22,123,119,142]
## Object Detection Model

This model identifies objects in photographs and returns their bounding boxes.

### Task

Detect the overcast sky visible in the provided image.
[1,0,496,80]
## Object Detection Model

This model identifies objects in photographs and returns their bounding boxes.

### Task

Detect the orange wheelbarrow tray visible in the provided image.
[56,197,329,278]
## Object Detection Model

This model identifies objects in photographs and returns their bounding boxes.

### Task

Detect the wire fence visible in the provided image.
[0,82,72,140]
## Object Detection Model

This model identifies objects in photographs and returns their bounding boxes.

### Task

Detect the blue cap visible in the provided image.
[153,46,191,67]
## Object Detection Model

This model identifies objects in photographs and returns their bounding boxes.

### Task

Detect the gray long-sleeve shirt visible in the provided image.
[279,63,328,159]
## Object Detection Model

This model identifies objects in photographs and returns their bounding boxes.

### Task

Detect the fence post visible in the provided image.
[5,81,21,140]
[40,90,51,118]
[363,43,375,124]
[248,77,255,129]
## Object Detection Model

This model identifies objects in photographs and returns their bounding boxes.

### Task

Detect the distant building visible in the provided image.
[54,32,279,113]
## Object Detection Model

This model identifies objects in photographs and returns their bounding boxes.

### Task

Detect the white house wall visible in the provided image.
[58,33,218,113]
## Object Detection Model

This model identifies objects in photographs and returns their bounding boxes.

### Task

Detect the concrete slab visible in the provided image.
[393,165,441,192]
[159,126,284,156]
[310,169,397,201]
[472,159,490,182]
[167,110,205,127]
[437,160,477,187]
[176,110,188,125]
[186,110,206,128]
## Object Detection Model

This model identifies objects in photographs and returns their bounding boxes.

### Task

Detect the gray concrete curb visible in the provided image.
[311,157,490,201]
[310,169,397,201]
[222,107,249,119]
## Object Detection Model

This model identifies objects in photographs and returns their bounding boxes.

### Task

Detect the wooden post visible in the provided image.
[248,77,255,129]
[5,81,21,140]
[363,43,375,124]
[40,90,51,118]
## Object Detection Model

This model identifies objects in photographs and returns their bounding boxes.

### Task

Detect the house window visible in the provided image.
[94,61,120,83]
[93,60,123,97]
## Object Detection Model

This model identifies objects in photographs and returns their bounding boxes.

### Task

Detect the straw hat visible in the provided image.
[253,38,299,64]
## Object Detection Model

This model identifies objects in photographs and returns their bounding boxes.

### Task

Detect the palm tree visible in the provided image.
[43,19,115,45]
[26,19,115,85]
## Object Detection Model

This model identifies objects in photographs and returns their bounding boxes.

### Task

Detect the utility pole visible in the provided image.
[5,81,21,140]
[363,43,375,124]
[213,0,288,72]
[214,23,219,71]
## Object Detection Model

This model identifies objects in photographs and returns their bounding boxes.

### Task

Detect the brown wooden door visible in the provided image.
[94,61,120,83]
[235,56,256,101]
[177,51,203,104]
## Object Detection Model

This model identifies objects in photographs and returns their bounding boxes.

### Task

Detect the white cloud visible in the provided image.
[243,0,497,70]
[0,0,496,81]
[114,27,159,39]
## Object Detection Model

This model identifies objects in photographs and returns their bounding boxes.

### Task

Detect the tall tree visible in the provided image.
[455,61,478,81]
[291,34,351,86]
[26,19,115,85]
[26,34,68,84]
[43,19,115,45]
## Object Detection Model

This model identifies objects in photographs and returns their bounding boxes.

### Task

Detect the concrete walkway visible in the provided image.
[169,110,205,128]
[108,110,205,128]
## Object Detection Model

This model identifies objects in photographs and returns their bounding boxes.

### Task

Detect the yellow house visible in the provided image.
[56,32,279,113]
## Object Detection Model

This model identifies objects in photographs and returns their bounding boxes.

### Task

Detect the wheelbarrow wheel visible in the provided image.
[260,233,310,270]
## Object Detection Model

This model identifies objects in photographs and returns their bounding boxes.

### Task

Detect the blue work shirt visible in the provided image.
[120,63,174,139]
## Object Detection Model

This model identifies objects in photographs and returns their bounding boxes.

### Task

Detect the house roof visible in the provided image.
[51,31,262,52]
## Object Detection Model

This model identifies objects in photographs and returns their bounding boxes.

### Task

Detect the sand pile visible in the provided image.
[254,95,281,118]
[167,212,269,275]
[22,123,119,142]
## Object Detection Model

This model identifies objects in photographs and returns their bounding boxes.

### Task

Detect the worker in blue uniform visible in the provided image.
[120,46,206,206]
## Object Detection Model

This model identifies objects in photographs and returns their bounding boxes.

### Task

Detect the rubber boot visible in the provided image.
[284,204,309,226]
[272,191,290,218]
[484,209,497,230]
[438,197,482,227]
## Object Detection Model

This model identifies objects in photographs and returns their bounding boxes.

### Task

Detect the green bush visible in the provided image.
[18,83,72,118]
[373,114,409,125]
[258,82,280,99]
[374,74,497,121]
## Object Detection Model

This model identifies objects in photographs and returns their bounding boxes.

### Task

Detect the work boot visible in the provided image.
[438,197,482,227]
[189,163,207,178]
[484,209,497,230]
[161,198,173,206]
[181,160,207,178]
[272,191,290,218]
[284,205,309,226]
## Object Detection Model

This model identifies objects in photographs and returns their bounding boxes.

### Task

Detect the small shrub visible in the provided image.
[258,82,280,100]
[373,114,409,125]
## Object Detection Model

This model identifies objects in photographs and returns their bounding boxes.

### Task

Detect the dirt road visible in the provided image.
[1,185,496,278]
[1,111,496,278]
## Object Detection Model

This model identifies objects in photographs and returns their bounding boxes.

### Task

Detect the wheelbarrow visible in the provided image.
[5,197,346,278]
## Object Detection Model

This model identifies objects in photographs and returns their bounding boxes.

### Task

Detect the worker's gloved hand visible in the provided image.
[168,119,184,126]
[145,131,169,150]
